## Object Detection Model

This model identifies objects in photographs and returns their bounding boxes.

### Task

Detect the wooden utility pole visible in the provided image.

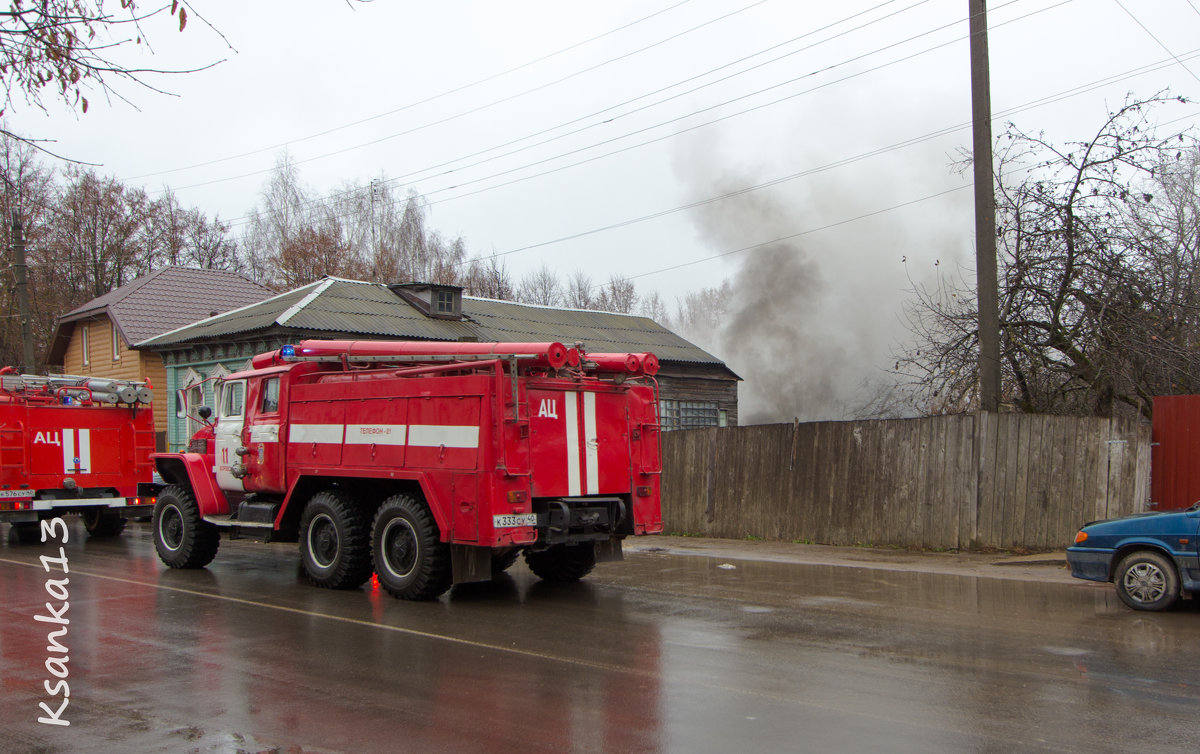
[11,212,35,372]
[969,0,1001,412]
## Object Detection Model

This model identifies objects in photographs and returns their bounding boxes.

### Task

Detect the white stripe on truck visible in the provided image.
[287,424,478,449]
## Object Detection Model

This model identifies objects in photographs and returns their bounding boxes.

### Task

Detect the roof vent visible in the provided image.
[388,282,464,320]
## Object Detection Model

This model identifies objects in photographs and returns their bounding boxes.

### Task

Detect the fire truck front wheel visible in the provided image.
[298,491,373,590]
[372,495,451,601]
[153,486,219,569]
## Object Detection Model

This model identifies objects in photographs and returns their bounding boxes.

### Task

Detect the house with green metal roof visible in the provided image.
[137,277,739,450]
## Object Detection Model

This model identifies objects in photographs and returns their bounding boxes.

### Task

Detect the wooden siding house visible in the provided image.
[138,277,739,450]
[45,267,274,449]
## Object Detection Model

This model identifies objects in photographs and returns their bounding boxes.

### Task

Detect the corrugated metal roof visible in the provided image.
[138,278,723,366]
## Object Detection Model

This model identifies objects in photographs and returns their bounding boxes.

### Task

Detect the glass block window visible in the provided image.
[659,399,720,431]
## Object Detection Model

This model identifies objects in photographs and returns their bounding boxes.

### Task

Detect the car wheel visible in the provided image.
[1114,551,1180,611]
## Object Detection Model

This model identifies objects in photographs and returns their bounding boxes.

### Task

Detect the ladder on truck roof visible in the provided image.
[0,371,153,406]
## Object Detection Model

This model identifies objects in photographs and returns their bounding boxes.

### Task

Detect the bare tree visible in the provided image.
[563,270,594,309]
[898,93,1196,418]
[0,132,54,365]
[638,290,670,324]
[49,166,150,298]
[517,265,563,306]
[0,1,214,150]
[595,274,638,313]
[461,255,514,299]
[672,281,731,345]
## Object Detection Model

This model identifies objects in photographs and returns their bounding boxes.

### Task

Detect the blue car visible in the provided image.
[1067,503,1200,611]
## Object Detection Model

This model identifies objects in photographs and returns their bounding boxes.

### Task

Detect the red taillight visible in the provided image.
[636,485,651,498]
[507,490,528,504]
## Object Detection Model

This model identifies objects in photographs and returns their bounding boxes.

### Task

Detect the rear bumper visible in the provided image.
[1066,548,1112,582]
[0,496,153,523]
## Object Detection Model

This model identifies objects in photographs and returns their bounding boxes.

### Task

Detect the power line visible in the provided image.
[455,49,1200,275]
[223,0,932,221]
[127,0,704,180]
[183,0,928,203]
[222,0,1030,228]
[613,185,969,287]
[375,0,1068,212]
[1114,0,1200,86]
[134,0,772,182]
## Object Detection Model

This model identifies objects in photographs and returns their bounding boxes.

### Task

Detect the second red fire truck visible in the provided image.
[0,369,156,542]
[150,339,663,600]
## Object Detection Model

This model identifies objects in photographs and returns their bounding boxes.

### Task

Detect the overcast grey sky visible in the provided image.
[13,0,1200,418]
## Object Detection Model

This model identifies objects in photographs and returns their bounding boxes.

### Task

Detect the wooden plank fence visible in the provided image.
[660,412,1151,551]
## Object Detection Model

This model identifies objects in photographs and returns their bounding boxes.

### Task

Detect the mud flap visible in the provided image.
[451,544,491,585]
[596,537,624,563]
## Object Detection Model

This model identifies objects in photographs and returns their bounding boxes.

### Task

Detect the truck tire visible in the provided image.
[299,490,373,590]
[491,549,521,575]
[153,485,219,569]
[1114,550,1181,611]
[8,522,41,545]
[524,544,596,582]
[372,494,451,600]
[82,509,127,538]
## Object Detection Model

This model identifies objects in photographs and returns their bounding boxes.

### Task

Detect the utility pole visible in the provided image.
[969,0,1001,412]
[11,212,35,372]
[370,179,379,281]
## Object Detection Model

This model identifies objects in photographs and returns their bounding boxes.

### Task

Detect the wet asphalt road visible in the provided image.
[1,519,1199,754]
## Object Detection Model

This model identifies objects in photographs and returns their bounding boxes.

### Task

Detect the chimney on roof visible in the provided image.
[388,282,463,320]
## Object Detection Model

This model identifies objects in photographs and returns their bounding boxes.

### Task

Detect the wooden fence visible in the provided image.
[659,413,1151,551]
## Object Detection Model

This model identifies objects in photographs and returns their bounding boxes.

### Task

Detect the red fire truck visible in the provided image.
[150,339,663,600]
[0,369,156,542]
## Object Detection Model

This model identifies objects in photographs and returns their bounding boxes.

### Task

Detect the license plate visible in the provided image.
[0,489,33,500]
[493,513,537,528]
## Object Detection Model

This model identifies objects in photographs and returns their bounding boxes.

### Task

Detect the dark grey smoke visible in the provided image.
[674,140,968,423]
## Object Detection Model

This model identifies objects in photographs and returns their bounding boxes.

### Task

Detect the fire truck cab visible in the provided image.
[150,339,663,600]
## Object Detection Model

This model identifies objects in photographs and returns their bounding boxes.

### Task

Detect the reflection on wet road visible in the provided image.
[2,521,1198,753]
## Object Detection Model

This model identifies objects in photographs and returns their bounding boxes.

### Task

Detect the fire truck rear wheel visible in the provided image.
[82,509,127,538]
[372,494,451,601]
[153,485,219,569]
[491,549,521,574]
[298,490,373,590]
[8,522,41,545]
[524,544,597,582]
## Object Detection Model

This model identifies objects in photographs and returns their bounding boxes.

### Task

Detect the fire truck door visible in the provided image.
[528,389,632,497]
[243,375,284,492]
[214,379,247,492]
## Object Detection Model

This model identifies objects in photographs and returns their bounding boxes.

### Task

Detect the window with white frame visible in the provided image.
[177,368,206,440]
[80,324,90,366]
[111,321,121,360]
